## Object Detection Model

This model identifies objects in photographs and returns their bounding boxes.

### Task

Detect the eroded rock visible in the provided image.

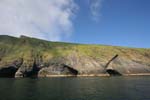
[38,63,78,77]
[0,58,23,77]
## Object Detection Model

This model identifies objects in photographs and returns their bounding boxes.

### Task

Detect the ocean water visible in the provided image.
[0,76,150,100]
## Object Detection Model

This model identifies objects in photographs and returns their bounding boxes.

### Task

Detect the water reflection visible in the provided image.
[0,76,149,100]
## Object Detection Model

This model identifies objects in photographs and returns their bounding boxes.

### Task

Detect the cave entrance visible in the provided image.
[106,69,122,76]
[0,67,18,78]
[24,62,40,78]
[63,64,79,75]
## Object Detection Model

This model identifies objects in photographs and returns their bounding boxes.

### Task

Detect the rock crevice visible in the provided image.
[104,54,122,76]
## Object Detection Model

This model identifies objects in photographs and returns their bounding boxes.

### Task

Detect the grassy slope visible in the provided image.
[0,35,150,67]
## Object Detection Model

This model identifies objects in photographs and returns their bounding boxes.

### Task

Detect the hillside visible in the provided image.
[0,35,150,77]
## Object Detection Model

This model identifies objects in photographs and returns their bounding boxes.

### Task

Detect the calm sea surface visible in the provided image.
[0,76,150,100]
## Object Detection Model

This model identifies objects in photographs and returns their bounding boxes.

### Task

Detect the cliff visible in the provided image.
[0,35,150,78]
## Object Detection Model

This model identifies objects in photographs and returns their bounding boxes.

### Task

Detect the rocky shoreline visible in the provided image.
[15,74,150,78]
[38,74,150,78]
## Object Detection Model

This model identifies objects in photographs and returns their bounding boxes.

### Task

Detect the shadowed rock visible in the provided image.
[105,54,119,69]
[0,58,23,78]
[62,64,78,75]
[23,62,40,77]
[15,60,41,78]
[0,67,18,78]
[106,69,122,76]
[105,54,122,76]
[38,63,78,76]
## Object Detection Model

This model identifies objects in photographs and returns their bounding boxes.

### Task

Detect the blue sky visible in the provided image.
[70,0,150,48]
[0,0,149,48]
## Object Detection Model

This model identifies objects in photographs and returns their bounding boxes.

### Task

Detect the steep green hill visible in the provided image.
[0,35,150,77]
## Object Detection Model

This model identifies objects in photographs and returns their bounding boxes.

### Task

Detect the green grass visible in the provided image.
[0,35,150,66]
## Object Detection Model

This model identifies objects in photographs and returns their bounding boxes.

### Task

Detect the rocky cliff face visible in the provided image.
[0,35,150,77]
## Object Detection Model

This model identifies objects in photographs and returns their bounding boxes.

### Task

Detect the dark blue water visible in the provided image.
[0,76,150,100]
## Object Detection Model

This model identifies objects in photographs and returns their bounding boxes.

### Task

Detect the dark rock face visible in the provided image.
[22,62,40,77]
[15,58,79,77]
[15,60,42,78]
[62,64,78,75]
[0,67,18,78]
[0,58,23,78]
[0,54,150,77]
[106,69,122,76]
[38,63,78,76]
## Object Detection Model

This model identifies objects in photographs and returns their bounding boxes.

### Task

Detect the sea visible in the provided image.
[0,76,150,100]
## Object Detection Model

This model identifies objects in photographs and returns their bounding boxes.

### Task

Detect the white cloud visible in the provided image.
[0,0,78,41]
[89,0,103,21]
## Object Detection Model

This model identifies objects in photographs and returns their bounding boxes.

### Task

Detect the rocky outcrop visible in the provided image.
[1,54,149,78]
[38,64,78,77]
[105,54,122,76]
[0,35,150,77]
[12,54,150,77]
[15,61,40,78]
[105,56,150,76]
[0,58,23,77]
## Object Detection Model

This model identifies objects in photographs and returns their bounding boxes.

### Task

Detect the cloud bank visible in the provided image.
[0,0,77,41]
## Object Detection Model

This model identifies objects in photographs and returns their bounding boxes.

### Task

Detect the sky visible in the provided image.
[0,0,150,48]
